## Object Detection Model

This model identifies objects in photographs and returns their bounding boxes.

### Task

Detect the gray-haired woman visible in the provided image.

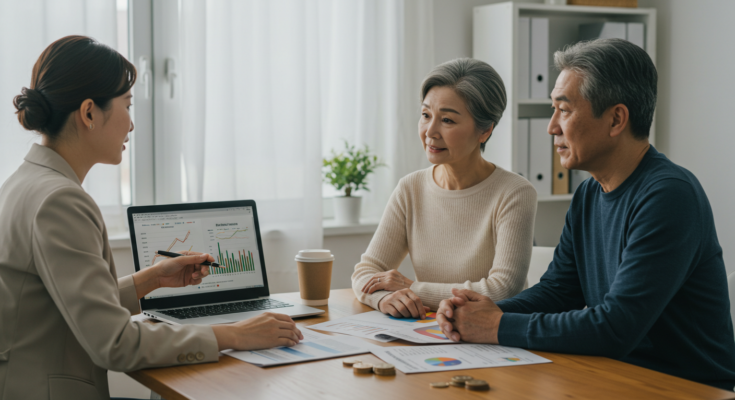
[352,58,537,318]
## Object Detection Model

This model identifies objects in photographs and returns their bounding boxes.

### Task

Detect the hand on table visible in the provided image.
[213,312,304,351]
[362,270,414,294]
[437,288,503,344]
[378,288,430,319]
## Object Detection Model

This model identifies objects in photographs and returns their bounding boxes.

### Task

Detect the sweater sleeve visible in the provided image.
[409,182,538,309]
[351,184,410,310]
[496,194,586,315]
[497,179,702,358]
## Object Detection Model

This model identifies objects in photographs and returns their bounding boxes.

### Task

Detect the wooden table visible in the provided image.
[128,289,735,400]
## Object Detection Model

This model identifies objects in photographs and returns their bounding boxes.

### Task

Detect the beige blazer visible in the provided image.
[0,144,219,400]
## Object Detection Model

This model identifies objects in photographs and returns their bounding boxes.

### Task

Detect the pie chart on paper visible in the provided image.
[414,326,449,340]
[425,357,462,367]
[389,312,437,323]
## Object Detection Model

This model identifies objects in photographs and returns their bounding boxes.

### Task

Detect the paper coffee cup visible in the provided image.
[295,249,334,306]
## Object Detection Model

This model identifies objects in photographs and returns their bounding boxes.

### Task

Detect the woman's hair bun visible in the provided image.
[13,87,52,132]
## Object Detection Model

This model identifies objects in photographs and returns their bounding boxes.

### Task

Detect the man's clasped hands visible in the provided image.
[363,269,504,344]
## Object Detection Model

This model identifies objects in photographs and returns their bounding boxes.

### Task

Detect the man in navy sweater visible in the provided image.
[437,38,735,390]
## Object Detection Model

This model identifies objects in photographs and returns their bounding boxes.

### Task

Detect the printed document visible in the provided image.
[306,311,452,344]
[223,329,372,367]
[371,344,552,374]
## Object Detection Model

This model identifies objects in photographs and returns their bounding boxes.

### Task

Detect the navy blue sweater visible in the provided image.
[497,146,735,390]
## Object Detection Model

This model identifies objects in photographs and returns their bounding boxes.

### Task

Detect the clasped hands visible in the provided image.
[365,272,504,344]
[437,288,503,344]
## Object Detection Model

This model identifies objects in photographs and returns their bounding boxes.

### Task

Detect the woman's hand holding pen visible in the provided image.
[155,251,217,288]
[132,251,220,299]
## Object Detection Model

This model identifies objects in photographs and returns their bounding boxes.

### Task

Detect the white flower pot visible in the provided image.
[333,196,361,225]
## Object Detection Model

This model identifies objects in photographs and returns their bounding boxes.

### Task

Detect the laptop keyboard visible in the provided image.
[159,299,294,320]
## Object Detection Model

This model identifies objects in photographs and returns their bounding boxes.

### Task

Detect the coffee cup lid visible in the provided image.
[295,249,334,262]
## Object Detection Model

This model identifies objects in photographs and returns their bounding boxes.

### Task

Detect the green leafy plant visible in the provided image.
[323,141,386,197]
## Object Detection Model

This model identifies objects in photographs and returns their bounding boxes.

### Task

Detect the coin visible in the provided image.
[374,369,396,376]
[451,375,474,383]
[449,381,465,387]
[464,379,490,391]
[342,358,362,367]
[353,363,374,374]
[372,363,395,371]
[430,382,450,388]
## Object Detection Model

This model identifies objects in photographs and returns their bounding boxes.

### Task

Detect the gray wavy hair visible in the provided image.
[420,58,507,152]
[554,38,657,139]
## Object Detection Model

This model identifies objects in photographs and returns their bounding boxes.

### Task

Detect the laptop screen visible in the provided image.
[130,205,266,300]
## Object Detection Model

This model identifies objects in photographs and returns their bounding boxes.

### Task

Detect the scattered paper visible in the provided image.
[370,344,552,374]
[223,329,373,367]
[306,311,452,344]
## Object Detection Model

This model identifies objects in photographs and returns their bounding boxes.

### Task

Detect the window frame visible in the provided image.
[129,0,156,207]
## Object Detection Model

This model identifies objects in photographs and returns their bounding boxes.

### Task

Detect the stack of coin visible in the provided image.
[342,358,362,367]
[372,363,396,376]
[465,379,490,391]
[353,362,374,374]
[430,382,450,389]
[450,375,474,387]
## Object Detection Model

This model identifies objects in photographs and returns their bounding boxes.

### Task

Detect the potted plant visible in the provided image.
[323,141,385,225]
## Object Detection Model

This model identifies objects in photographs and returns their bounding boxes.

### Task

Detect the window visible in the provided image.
[0,0,131,233]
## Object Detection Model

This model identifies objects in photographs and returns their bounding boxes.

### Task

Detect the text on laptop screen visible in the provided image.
[131,207,265,299]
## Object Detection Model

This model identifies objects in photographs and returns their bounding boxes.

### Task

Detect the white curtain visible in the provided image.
[0,0,126,229]
[171,0,434,293]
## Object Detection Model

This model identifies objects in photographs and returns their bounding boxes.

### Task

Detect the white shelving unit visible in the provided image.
[473,1,656,243]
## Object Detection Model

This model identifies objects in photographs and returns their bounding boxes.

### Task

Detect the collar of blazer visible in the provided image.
[24,143,82,186]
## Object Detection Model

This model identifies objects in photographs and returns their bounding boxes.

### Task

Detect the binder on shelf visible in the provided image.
[627,22,645,49]
[530,18,549,99]
[529,118,552,197]
[578,22,645,50]
[579,22,626,41]
[518,17,531,99]
[515,118,530,179]
[552,144,570,194]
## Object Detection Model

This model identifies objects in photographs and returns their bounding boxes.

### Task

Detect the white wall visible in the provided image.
[637,0,735,275]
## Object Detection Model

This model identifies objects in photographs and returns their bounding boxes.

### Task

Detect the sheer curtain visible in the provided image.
[0,0,127,230]
[168,0,433,293]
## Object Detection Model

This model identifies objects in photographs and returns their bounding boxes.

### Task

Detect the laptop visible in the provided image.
[127,200,325,325]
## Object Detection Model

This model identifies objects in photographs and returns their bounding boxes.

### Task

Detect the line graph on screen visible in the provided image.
[142,229,196,267]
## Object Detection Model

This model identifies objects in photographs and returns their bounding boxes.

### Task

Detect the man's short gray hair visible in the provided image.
[554,38,657,139]
[421,58,507,152]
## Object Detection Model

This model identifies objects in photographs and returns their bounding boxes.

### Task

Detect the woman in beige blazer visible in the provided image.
[0,36,302,400]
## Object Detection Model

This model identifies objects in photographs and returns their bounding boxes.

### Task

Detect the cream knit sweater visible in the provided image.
[351,165,538,310]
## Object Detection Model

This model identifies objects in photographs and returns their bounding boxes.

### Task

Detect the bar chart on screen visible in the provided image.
[206,224,260,275]
[133,208,267,299]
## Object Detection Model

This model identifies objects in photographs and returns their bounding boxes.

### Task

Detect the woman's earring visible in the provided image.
[89,123,94,130]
